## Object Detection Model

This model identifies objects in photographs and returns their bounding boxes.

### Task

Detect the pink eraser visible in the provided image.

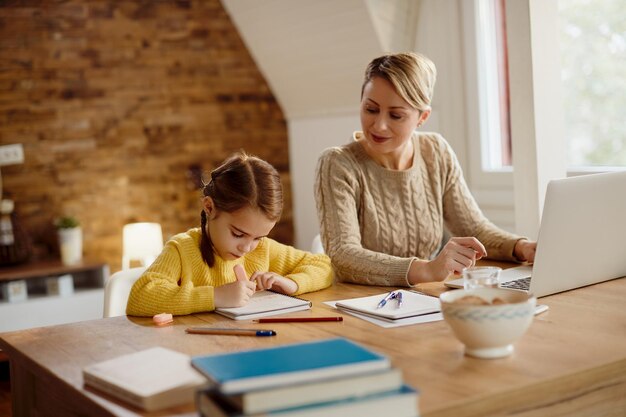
[153,313,173,326]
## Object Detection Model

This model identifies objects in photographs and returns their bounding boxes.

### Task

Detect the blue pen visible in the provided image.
[376,291,396,309]
[186,327,277,337]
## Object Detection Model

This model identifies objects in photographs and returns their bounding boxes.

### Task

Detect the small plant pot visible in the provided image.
[58,227,83,266]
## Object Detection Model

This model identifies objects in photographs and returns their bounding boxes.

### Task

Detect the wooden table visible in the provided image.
[1,275,625,417]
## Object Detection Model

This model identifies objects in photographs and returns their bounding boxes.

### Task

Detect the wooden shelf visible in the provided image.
[0,259,106,283]
[0,259,110,333]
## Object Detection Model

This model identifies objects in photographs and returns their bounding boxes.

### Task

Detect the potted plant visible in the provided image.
[55,216,82,265]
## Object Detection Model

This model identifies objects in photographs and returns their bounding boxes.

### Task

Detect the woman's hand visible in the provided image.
[251,271,298,295]
[213,264,256,308]
[409,237,487,284]
[514,239,537,263]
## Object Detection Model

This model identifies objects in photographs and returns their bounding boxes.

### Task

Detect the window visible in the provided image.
[558,0,626,168]
[473,0,625,172]
[473,0,511,171]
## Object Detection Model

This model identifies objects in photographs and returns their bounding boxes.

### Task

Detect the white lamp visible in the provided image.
[122,222,163,269]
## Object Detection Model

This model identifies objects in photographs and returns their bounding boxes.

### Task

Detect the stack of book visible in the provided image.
[191,338,418,417]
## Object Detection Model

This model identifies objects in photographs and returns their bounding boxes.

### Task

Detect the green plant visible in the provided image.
[55,216,80,229]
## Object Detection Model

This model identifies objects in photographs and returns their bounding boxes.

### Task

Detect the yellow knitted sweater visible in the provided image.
[126,228,333,316]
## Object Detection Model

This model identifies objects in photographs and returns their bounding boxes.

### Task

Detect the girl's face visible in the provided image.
[360,76,428,162]
[204,198,276,261]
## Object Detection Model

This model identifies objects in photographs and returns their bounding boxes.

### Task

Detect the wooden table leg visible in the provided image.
[10,359,36,417]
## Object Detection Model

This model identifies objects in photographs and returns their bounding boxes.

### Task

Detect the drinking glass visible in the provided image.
[463,266,502,290]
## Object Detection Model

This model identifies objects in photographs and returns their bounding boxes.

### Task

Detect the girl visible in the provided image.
[127,152,333,316]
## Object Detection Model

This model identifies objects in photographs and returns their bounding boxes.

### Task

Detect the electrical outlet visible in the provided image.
[0,144,24,166]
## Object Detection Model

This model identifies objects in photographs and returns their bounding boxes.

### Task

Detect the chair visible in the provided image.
[311,234,324,254]
[103,267,146,318]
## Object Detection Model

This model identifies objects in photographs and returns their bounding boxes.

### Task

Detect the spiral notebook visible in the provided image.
[215,290,312,321]
[335,290,440,322]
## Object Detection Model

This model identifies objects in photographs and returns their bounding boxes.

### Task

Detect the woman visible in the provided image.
[314,52,536,286]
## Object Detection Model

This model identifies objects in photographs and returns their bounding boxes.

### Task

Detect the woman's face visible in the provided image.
[360,76,425,159]
[204,198,276,261]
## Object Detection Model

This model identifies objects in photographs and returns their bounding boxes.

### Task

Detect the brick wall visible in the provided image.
[0,0,292,272]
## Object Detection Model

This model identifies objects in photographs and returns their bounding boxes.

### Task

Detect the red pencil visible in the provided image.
[254,317,343,323]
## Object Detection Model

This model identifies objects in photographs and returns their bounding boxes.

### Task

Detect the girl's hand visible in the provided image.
[514,239,537,263]
[213,264,256,308]
[410,237,487,283]
[251,271,298,295]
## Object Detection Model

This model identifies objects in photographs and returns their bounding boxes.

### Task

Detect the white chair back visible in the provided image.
[103,267,146,318]
[311,234,324,254]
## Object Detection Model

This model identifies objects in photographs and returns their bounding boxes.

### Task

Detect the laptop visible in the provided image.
[445,171,626,297]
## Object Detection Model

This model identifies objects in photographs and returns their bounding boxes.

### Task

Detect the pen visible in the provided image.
[376,291,396,309]
[254,317,343,323]
[185,327,276,337]
[394,291,403,308]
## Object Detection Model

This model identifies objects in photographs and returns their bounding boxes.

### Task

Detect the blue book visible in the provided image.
[197,384,418,417]
[191,338,390,394]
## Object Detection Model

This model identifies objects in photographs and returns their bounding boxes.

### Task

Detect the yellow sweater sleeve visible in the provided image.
[265,238,334,295]
[126,230,214,317]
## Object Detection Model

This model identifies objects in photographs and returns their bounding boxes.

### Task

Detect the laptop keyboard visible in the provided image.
[500,277,531,291]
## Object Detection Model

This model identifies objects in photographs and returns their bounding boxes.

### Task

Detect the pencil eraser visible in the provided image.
[153,313,173,326]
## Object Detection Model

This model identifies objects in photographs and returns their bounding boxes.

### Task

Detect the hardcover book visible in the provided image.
[191,338,390,394]
[83,347,207,411]
[221,368,403,414]
[197,384,418,417]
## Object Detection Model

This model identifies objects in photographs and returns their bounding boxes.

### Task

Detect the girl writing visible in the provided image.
[127,152,333,316]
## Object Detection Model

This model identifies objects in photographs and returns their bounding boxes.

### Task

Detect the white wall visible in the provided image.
[221,0,381,120]
[505,0,567,238]
[288,114,360,249]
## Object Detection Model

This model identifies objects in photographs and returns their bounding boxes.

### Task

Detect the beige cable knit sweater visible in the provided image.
[314,131,524,287]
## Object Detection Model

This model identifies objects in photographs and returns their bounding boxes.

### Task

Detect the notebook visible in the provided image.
[215,290,311,321]
[190,338,390,394]
[445,171,626,297]
[335,290,440,322]
[83,347,207,411]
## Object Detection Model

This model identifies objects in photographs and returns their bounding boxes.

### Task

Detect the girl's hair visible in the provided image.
[200,152,283,267]
[361,52,437,113]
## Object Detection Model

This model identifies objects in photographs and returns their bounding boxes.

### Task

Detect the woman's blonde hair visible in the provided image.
[362,52,437,112]
[200,152,283,266]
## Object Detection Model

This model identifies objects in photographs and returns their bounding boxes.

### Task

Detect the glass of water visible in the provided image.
[463,266,502,290]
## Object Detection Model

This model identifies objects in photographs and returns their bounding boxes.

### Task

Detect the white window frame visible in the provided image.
[461,0,515,235]
[464,0,621,181]
[461,0,513,192]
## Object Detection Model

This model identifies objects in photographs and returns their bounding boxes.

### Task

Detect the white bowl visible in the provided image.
[439,288,536,359]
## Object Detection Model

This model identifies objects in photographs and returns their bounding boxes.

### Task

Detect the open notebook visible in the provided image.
[215,290,311,321]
